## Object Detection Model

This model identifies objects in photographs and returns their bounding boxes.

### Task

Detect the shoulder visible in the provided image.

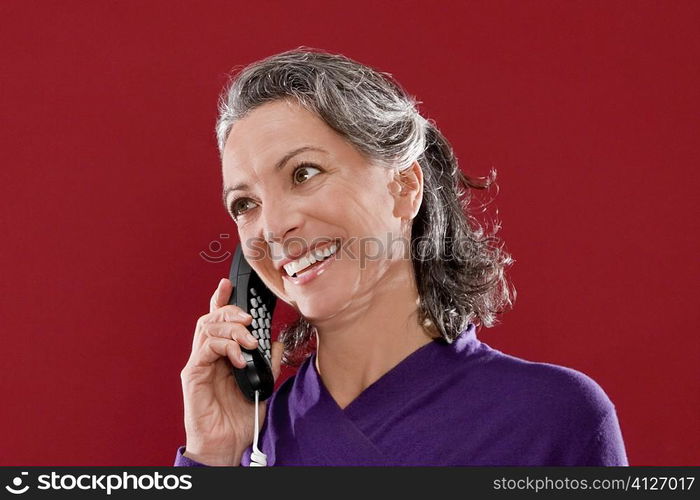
[445,341,616,427]
[444,342,627,464]
[482,352,628,465]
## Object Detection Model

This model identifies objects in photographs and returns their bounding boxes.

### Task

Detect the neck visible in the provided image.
[312,260,435,410]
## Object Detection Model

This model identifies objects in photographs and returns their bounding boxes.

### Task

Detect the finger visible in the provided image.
[205,304,253,324]
[192,337,248,369]
[271,341,284,381]
[193,307,252,352]
[210,278,233,313]
[196,279,229,351]
[202,321,259,350]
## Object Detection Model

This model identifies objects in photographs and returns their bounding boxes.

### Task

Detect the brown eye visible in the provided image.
[293,163,322,184]
[230,198,256,218]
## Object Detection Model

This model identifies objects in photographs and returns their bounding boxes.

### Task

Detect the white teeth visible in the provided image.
[283,243,338,277]
[312,246,330,261]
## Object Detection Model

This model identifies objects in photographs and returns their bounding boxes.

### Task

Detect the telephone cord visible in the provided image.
[249,390,267,466]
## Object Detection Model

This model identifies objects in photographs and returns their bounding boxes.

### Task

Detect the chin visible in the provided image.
[295,293,346,323]
[286,260,359,320]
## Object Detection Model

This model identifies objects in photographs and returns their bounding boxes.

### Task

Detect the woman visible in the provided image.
[175,47,628,466]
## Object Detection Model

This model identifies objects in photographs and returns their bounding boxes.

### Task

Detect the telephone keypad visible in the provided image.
[247,291,272,363]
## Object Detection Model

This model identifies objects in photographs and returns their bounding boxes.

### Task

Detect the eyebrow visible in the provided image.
[221,146,327,209]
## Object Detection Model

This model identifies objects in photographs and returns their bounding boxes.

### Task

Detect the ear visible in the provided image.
[390,161,424,220]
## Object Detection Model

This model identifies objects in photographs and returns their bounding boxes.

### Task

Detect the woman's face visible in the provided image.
[221,99,413,321]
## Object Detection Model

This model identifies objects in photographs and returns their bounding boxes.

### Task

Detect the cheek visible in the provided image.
[240,242,275,287]
[317,179,396,231]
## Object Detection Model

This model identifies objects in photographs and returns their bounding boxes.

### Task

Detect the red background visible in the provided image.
[1,1,697,466]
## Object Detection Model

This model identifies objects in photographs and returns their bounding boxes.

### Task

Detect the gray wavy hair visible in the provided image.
[215,46,516,366]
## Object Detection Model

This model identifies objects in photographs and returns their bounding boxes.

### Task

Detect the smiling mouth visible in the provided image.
[283,241,339,278]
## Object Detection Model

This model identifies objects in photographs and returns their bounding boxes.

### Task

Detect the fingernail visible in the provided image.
[246,333,258,343]
[239,352,246,364]
[238,311,252,319]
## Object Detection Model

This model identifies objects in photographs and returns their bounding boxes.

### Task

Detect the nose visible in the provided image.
[260,196,302,246]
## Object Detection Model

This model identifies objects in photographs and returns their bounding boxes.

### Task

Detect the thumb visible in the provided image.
[271,341,284,381]
[210,278,233,313]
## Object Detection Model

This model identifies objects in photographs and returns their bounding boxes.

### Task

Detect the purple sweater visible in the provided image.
[175,324,628,466]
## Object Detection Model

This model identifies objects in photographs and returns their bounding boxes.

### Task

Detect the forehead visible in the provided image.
[222,100,336,168]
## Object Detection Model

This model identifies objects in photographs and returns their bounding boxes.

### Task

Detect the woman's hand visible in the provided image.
[179,278,283,466]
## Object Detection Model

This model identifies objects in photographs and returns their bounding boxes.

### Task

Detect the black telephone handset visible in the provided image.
[227,245,276,402]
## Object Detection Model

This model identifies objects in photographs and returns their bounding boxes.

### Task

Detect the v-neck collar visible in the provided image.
[267,323,480,464]
[307,323,479,415]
